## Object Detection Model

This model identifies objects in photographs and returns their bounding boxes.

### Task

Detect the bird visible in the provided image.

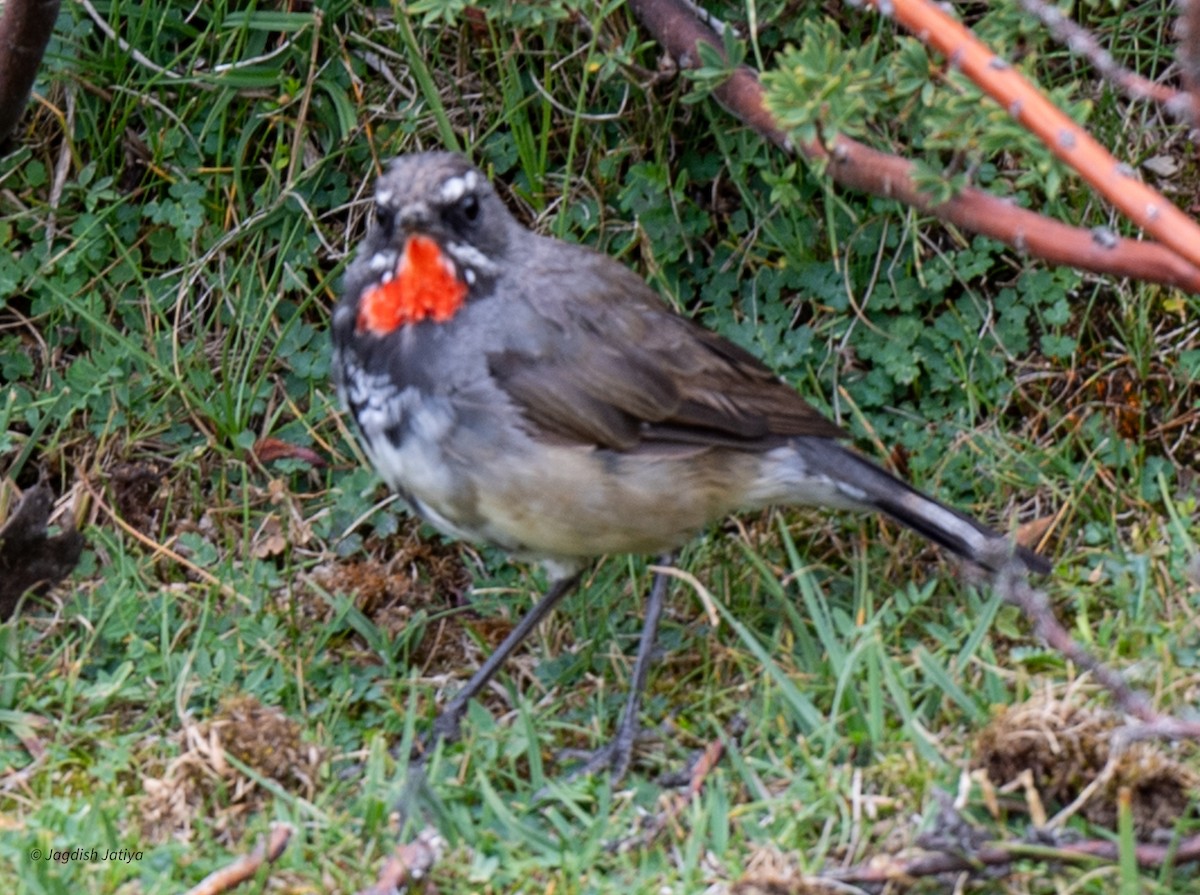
[331,151,1050,779]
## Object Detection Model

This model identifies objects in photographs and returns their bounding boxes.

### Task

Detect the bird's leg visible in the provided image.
[428,570,582,747]
[399,571,583,834]
[568,554,673,781]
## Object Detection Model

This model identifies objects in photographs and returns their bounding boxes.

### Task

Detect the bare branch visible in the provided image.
[626,0,1200,293]
[357,828,446,895]
[1179,0,1200,126]
[1018,0,1184,113]
[994,562,1200,740]
[0,0,61,146]
[182,824,293,895]
[823,831,1200,883]
[880,0,1200,275]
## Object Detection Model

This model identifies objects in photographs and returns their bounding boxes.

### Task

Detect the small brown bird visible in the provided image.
[332,152,1049,778]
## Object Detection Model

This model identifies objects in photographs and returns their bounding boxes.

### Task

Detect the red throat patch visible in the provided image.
[357,235,468,334]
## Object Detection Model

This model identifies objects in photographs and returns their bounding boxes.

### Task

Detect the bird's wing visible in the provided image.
[486,246,847,451]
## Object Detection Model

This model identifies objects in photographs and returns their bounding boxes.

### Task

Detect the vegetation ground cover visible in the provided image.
[1,2,1198,892]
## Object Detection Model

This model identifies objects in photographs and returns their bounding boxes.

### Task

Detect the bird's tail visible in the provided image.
[793,440,1050,575]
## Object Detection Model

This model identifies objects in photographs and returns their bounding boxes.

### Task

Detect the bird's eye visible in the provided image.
[460,194,480,222]
[375,204,395,237]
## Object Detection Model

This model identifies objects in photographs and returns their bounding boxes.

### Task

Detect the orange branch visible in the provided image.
[626,0,1200,293]
[880,0,1200,271]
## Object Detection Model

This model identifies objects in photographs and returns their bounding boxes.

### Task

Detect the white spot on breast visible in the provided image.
[369,250,398,275]
[340,364,458,499]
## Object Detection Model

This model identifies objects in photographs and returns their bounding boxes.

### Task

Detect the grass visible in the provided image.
[2,1,1199,892]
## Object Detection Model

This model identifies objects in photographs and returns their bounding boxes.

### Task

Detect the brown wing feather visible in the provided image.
[488,243,846,451]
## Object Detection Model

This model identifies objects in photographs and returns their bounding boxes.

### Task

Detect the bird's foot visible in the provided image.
[429,705,466,748]
[556,731,637,783]
[392,703,467,764]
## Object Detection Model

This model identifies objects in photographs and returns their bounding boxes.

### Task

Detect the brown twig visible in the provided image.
[1057,832,1200,865]
[825,831,1200,883]
[0,0,60,146]
[994,563,1153,720]
[686,733,726,798]
[182,824,293,895]
[1115,715,1200,744]
[608,731,730,853]
[993,561,1200,740]
[626,0,1200,293]
[357,827,446,895]
[823,139,1200,291]
[79,474,250,605]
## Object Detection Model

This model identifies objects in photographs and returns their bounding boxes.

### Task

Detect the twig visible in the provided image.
[182,824,293,895]
[75,0,310,85]
[80,475,250,605]
[1113,714,1200,743]
[285,10,325,188]
[608,729,731,853]
[0,0,61,145]
[1017,0,1183,111]
[877,0,1200,273]
[825,831,1200,883]
[648,563,719,627]
[626,0,1200,293]
[1177,0,1200,127]
[686,733,726,797]
[994,563,1153,719]
[993,561,1200,740]
[529,69,631,122]
[357,827,446,895]
[1055,832,1200,865]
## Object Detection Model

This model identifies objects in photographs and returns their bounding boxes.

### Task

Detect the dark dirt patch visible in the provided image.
[0,483,84,619]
